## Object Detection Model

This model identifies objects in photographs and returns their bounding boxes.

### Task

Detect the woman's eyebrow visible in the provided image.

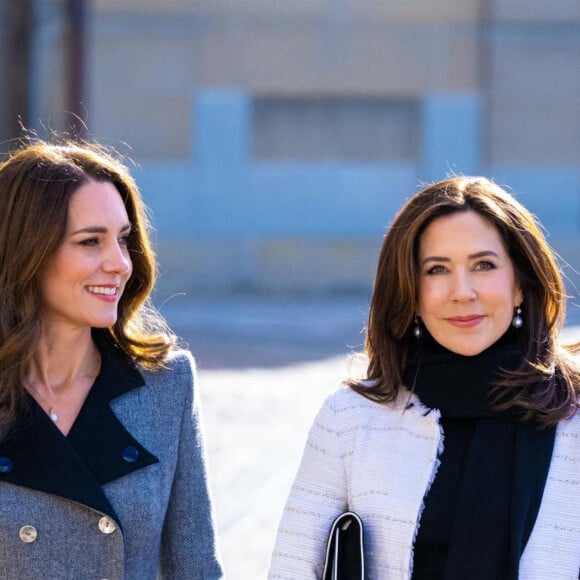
[468,250,500,260]
[70,223,132,236]
[421,255,450,266]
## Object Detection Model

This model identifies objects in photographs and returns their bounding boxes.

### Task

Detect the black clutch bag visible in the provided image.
[322,511,365,580]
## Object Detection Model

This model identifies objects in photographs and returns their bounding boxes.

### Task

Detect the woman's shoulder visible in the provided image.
[321,383,416,421]
[138,347,196,384]
[556,408,580,434]
[323,384,374,410]
[164,346,196,368]
[129,349,199,413]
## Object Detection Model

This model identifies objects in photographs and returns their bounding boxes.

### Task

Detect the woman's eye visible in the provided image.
[79,237,99,247]
[426,264,447,275]
[475,261,496,271]
[119,235,131,246]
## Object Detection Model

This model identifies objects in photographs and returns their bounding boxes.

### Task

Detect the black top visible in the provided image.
[412,418,475,578]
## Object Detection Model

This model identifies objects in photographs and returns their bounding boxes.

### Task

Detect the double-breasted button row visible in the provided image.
[17,516,117,543]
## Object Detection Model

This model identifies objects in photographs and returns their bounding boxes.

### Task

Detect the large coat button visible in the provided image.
[19,525,38,543]
[98,516,117,534]
[0,457,13,473]
[122,446,139,463]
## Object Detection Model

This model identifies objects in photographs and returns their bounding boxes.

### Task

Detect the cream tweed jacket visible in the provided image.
[269,386,580,579]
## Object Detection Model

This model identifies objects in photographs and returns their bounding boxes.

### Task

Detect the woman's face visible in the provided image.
[38,179,133,333]
[416,210,522,356]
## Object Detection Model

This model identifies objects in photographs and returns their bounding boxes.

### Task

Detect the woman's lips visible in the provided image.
[445,315,485,328]
[86,285,120,302]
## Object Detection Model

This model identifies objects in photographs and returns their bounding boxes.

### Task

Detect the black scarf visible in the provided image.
[404,329,556,580]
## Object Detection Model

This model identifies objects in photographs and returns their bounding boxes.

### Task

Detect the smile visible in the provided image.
[87,285,118,296]
[445,315,485,328]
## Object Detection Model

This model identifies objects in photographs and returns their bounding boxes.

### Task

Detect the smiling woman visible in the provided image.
[0,139,223,579]
[416,210,523,356]
[269,176,580,579]
[38,180,134,342]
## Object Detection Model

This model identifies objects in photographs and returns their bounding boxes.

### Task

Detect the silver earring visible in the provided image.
[413,315,422,339]
[512,305,523,329]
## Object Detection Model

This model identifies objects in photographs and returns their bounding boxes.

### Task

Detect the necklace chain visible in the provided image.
[25,351,101,425]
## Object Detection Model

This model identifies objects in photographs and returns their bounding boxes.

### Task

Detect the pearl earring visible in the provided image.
[413,315,422,339]
[512,305,523,329]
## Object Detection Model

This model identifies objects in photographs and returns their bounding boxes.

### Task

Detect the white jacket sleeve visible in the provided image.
[269,393,348,579]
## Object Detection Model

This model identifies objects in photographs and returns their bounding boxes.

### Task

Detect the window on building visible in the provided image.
[253,97,419,162]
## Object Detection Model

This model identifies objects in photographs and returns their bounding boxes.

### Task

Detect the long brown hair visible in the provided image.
[0,139,174,428]
[350,176,579,426]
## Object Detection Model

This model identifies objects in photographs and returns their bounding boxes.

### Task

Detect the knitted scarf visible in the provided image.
[404,329,556,580]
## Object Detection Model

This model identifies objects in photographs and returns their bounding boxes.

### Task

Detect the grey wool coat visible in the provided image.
[0,331,223,580]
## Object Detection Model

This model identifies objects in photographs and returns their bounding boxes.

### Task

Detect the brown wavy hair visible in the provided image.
[349,176,579,426]
[0,139,175,429]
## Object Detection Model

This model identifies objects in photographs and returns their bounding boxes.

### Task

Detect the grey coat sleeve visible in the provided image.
[159,351,223,579]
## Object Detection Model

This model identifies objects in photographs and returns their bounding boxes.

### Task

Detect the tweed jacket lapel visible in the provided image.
[0,332,159,524]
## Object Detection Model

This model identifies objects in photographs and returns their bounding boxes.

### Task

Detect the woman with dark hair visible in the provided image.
[269,177,580,579]
[0,140,222,579]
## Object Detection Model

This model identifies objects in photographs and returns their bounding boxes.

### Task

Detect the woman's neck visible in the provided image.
[24,328,102,435]
[26,328,100,395]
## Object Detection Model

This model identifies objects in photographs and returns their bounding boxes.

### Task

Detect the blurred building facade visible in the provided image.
[1,0,580,298]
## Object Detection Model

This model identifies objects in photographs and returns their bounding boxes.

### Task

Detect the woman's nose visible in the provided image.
[102,243,132,274]
[450,271,476,301]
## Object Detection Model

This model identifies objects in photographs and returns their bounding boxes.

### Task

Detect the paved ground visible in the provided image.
[160,296,580,579]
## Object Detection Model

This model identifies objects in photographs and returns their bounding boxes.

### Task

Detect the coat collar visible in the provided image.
[0,330,159,524]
